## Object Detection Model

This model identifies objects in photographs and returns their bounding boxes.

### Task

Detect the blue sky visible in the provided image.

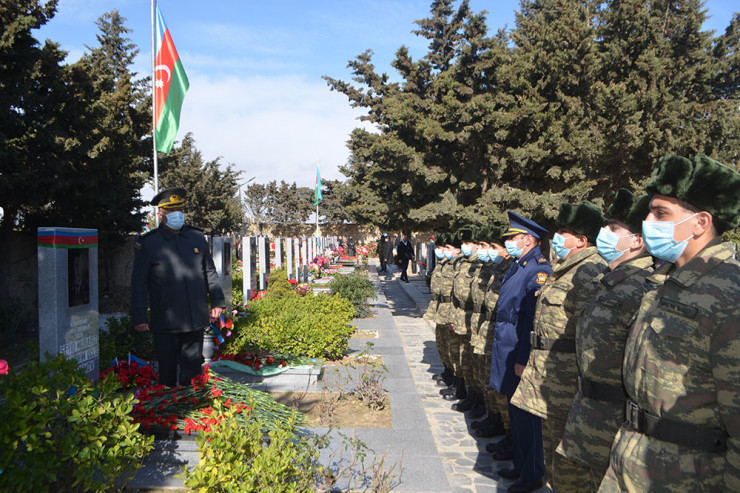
[37,0,737,191]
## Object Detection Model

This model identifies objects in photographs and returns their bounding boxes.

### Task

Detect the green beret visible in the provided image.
[557,200,606,243]
[448,231,462,248]
[457,225,475,244]
[646,154,740,231]
[606,189,651,233]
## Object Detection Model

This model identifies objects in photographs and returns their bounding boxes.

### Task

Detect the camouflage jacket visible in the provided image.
[434,254,464,325]
[451,253,483,335]
[473,257,515,355]
[423,258,447,322]
[616,240,740,490]
[469,260,498,349]
[557,254,657,470]
[511,246,608,420]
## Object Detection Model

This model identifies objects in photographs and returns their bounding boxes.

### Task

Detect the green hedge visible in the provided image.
[329,268,376,318]
[221,294,355,359]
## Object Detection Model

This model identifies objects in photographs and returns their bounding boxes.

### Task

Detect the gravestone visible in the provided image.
[308,238,314,264]
[258,235,270,290]
[293,238,301,281]
[242,236,257,305]
[419,242,428,276]
[37,227,100,381]
[286,238,294,280]
[274,238,283,269]
[212,236,233,312]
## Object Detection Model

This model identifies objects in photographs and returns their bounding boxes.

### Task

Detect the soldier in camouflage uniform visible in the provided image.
[471,227,515,442]
[599,155,740,492]
[436,233,464,398]
[424,233,453,386]
[446,225,483,404]
[511,201,608,492]
[555,190,655,492]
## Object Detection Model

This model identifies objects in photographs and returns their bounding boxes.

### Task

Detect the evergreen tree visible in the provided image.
[158,133,242,234]
[0,1,72,232]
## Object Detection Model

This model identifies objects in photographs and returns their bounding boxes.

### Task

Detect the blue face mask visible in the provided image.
[488,249,502,264]
[477,249,490,262]
[642,214,698,263]
[461,244,474,257]
[165,211,185,230]
[434,249,444,259]
[505,239,524,259]
[596,227,635,263]
[552,233,571,260]
[444,250,454,260]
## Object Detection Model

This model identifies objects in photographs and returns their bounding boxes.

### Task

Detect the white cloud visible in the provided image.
[176,71,371,187]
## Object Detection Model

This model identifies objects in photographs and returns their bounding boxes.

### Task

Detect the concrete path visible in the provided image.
[127,262,550,492]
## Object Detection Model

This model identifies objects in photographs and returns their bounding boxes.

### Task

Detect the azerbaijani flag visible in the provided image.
[314,165,323,205]
[154,5,189,154]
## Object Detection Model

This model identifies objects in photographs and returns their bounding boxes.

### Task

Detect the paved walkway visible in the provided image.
[128,262,550,492]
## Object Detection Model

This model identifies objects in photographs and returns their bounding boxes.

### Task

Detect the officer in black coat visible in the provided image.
[396,234,415,282]
[131,187,226,387]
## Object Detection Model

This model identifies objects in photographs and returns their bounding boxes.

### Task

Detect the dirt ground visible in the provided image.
[271,391,392,428]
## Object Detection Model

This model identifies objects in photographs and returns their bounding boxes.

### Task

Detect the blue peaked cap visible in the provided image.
[502,211,549,239]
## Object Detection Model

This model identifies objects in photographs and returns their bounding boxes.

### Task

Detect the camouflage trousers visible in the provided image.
[446,330,462,375]
[459,332,474,385]
[473,352,507,427]
[435,324,450,369]
[544,416,590,492]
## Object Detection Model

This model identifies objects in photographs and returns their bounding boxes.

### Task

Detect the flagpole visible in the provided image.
[151,0,159,226]
[315,161,320,237]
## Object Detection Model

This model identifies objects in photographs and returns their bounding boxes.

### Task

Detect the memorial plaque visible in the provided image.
[258,235,270,290]
[286,238,294,280]
[212,236,233,312]
[294,238,301,281]
[242,236,258,304]
[37,227,100,381]
[274,238,283,269]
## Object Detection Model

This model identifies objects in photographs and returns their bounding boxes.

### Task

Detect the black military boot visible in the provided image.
[467,394,487,419]
[475,411,505,438]
[440,378,457,396]
[487,429,513,456]
[443,377,467,401]
[432,366,451,381]
[451,389,476,412]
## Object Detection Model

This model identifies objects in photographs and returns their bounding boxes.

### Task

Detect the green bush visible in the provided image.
[221,294,355,359]
[329,268,377,318]
[266,267,297,299]
[0,353,153,491]
[179,402,323,492]
[99,314,154,365]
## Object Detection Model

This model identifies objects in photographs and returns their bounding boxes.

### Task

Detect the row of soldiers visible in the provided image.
[423,154,740,492]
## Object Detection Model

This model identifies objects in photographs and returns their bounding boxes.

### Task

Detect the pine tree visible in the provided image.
[158,133,241,234]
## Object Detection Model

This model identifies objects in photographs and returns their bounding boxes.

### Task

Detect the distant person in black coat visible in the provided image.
[396,234,415,283]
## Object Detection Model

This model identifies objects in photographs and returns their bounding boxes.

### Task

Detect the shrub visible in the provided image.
[266,267,297,299]
[329,268,377,318]
[99,314,155,365]
[0,353,153,491]
[221,294,355,359]
[179,401,323,492]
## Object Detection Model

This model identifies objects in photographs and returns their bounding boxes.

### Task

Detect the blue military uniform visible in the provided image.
[490,212,552,490]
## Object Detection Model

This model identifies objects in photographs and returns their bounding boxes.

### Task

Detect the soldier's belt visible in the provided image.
[577,376,625,402]
[625,400,727,453]
[452,299,474,310]
[440,296,452,303]
[529,333,576,353]
[472,304,487,314]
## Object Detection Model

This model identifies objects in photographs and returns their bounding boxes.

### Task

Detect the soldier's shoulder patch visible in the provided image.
[134,240,142,250]
[536,272,549,285]
[537,257,548,264]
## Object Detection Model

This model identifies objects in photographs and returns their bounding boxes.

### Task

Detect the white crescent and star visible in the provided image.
[154,64,171,89]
